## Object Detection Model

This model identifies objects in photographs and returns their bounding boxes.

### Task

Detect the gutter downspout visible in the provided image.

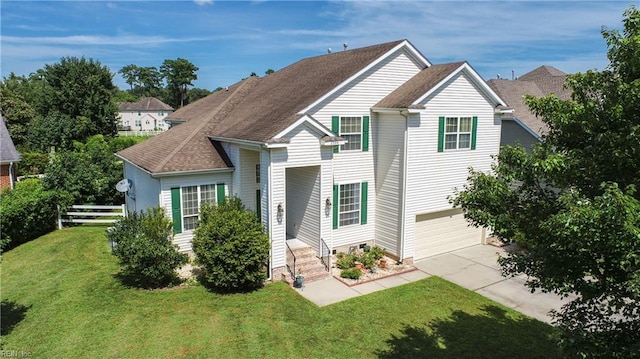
[399,111,410,261]
[9,162,15,189]
[267,149,274,280]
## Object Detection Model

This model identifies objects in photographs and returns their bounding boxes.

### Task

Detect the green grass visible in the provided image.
[1,227,560,358]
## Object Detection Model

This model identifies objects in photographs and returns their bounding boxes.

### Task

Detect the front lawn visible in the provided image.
[1,227,560,358]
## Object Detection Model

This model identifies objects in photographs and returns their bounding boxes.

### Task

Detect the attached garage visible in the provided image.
[413,208,485,260]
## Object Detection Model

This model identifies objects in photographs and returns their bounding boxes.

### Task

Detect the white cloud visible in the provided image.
[194,0,214,6]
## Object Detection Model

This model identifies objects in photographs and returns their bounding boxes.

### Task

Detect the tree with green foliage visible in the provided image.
[185,87,211,104]
[34,56,117,148]
[0,76,37,147]
[0,179,58,251]
[43,135,123,205]
[160,58,198,108]
[193,197,270,292]
[452,6,640,358]
[108,207,188,288]
[118,64,139,90]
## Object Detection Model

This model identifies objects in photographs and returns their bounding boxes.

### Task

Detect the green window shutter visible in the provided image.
[362,116,370,152]
[256,189,261,221]
[437,116,445,152]
[360,182,368,225]
[332,116,340,153]
[471,116,478,150]
[332,184,339,229]
[170,187,182,234]
[216,183,226,205]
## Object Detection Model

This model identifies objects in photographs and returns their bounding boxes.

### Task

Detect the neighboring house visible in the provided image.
[0,114,22,190]
[116,39,509,280]
[487,66,571,148]
[117,97,174,131]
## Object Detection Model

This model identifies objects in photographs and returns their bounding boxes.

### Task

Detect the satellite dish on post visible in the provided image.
[116,179,132,193]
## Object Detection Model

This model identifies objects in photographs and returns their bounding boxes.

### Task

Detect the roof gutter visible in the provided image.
[208,135,290,149]
[114,153,234,178]
[371,107,423,114]
[150,167,234,178]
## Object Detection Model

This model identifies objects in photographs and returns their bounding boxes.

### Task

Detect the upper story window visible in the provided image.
[340,116,362,151]
[438,116,477,152]
[332,115,370,153]
[445,117,472,150]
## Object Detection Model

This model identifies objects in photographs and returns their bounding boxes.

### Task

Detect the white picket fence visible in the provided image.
[117,130,163,137]
[58,204,126,229]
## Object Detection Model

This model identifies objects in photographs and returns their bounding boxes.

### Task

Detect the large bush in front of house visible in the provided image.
[108,207,188,288]
[193,197,270,292]
[0,178,58,251]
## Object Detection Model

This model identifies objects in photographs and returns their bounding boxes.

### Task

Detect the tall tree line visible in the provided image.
[118,58,209,108]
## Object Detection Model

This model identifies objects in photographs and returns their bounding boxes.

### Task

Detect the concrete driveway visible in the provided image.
[294,244,574,324]
[413,244,574,323]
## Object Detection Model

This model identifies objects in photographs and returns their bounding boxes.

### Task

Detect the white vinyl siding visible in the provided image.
[122,161,161,214]
[269,124,333,269]
[159,173,232,252]
[239,148,260,213]
[307,49,423,248]
[373,113,405,256]
[403,71,500,260]
[286,166,321,251]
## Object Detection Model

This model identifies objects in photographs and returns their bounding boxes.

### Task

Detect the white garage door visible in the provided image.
[414,208,484,260]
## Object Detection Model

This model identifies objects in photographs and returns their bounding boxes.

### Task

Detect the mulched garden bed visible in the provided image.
[331,255,416,287]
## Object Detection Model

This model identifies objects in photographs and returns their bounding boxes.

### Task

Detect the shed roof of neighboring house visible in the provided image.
[0,114,22,164]
[117,97,174,112]
[117,40,413,175]
[487,65,570,136]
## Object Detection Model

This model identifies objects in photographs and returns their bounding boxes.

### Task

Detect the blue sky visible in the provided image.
[1,1,635,91]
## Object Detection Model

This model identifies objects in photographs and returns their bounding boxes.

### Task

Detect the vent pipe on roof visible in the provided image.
[327,48,332,54]
[343,43,348,51]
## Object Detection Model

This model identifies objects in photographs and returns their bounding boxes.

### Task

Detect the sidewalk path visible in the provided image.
[294,244,573,324]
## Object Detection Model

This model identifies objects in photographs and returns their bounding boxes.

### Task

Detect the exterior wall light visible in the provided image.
[277,203,284,222]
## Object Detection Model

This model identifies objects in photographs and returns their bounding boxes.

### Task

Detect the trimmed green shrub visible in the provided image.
[193,197,270,292]
[340,268,362,280]
[0,178,58,251]
[336,252,357,269]
[108,207,188,288]
[370,246,386,260]
[359,252,376,270]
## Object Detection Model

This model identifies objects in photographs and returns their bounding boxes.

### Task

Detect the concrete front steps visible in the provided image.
[283,243,330,286]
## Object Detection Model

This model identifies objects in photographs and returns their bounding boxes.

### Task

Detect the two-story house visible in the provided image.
[116,40,509,281]
[117,97,174,131]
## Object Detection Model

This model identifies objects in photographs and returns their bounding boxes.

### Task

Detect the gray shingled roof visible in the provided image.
[376,62,465,109]
[0,114,22,164]
[487,65,570,136]
[117,40,406,174]
[117,97,174,111]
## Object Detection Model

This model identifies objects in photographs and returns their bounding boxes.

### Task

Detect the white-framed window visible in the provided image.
[181,184,216,231]
[135,120,142,127]
[339,183,360,226]
[339,116,362,151]
[444,116,472,150]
